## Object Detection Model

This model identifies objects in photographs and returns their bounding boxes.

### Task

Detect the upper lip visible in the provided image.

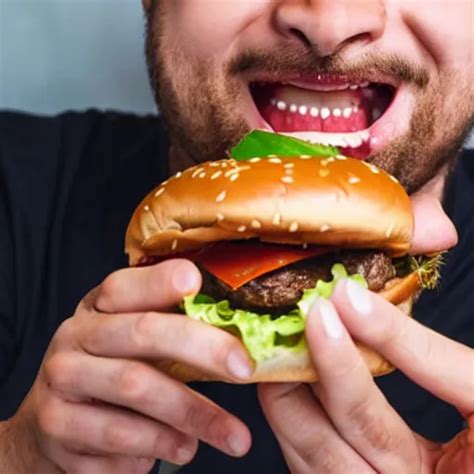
[247,72,400,90]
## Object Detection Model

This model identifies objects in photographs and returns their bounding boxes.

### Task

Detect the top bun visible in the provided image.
[125,155,413,265]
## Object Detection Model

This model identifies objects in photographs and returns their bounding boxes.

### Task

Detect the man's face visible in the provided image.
[145,0,473,192]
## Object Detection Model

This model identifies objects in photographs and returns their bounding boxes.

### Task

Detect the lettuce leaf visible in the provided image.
[183,264,367,362]
[230,130,339,161]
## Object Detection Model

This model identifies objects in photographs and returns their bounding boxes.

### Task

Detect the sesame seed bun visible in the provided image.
[125,154,417,384]
[125,156,413,265]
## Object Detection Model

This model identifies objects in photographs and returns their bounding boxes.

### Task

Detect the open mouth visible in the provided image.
[250,75,397,159]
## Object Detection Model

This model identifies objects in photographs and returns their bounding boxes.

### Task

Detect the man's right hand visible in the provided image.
[3,259,253,474]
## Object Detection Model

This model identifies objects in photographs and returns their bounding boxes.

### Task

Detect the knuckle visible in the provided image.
[43,354,75,392]
[181,401,225,443]
[97,271,124,307]
[208,335,233,364]
[53,318,76,345]
[306,445,337,472]
[130,312,159,352]
[346,399,394,452]
[117,364,151,405]
[103,420,137,452]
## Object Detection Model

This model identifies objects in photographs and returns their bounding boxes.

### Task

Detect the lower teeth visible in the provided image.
[282,131,369,148]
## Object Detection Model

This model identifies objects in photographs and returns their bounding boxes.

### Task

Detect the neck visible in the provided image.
[416,161,454,204]
[168,144,199,175]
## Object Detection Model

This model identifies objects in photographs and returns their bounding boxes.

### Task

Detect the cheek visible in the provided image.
[164,0,267,58]
[401,0,473,67]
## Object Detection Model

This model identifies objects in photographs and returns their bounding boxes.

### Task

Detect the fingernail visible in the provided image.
[227,351,252,379]
[345,279,372,316]
[226,432,247,456]
[173,267,199,294]
[317,299,344,339]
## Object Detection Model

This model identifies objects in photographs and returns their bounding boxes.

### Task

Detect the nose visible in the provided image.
[274,0,386,57]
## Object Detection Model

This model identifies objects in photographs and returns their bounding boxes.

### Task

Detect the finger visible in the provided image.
[305,298,421,473]
[79,311,253,382]
[332,279,474,414]
[35,393,196,464]
[93,259,201,313]
[409,193,458,254]
[43,353,251,457]
[51,446,154,474]
[258,383,373,474]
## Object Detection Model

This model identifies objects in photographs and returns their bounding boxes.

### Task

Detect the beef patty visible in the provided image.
[200,250,396,314]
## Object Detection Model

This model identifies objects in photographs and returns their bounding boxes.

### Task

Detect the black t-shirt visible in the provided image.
[0,110,473,474]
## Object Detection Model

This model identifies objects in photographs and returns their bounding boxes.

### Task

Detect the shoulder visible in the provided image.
[0,109,168,193]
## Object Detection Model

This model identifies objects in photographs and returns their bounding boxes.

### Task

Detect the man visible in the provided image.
[0,0,473,472]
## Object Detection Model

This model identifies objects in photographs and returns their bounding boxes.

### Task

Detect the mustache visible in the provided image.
[227,44,429,89]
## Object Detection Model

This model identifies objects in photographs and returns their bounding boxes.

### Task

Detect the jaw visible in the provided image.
[241,73,416,160]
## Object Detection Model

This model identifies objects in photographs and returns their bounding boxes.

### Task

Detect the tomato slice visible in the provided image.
[195,241,331,289]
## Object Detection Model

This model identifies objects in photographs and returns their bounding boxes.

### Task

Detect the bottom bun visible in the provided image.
[155,276,417,383]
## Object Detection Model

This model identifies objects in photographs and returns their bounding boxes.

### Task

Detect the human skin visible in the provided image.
[0,1,473,473]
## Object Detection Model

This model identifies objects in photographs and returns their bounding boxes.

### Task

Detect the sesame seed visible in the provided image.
[283,163,295,169]
[225,169,239,177]
[144,205,150,212]
[386,224,394,238]
[269,157,282,164]
[237,225,247,232]
[171,239,178,251]
[390,175,399,183]
[300,155,312,159]
[216,190,227,202]
[273,213,281,225]
[336,155,347,160]
[209,162,220,167]
[198,172,206,178]
[216,213,225,222]
[321,160,329,167]
[348,176,361,184]
[370,165,380,174]
[251,219,262,229]
[267,154,278,159]
[192,167,204,178]
[289,221,299,232]
[154,188,165,197]
[230,173,239,182]
[326,157,336,163]
[174,171,182,179]
[249,157,261,163]
[281,176,294,184]
[221,163,227,168]
[211,171,222,180]
[320,224,330,232]
[319,169,330,178]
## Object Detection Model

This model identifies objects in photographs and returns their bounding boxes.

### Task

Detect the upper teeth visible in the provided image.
[271,99,359,119]
[279,81,371,92]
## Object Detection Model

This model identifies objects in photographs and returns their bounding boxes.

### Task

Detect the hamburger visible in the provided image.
[125,133,441,383]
